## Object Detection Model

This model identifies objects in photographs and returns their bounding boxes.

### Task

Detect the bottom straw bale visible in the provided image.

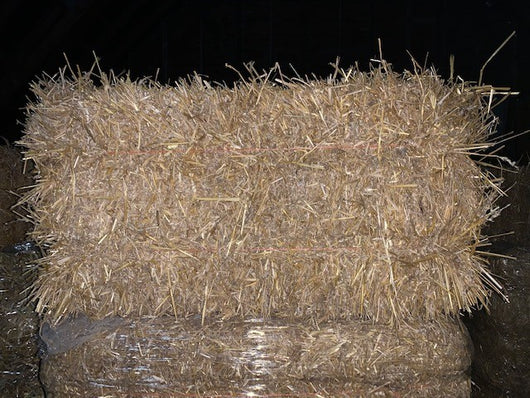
[40,316,471,397]
[0,253,41,397]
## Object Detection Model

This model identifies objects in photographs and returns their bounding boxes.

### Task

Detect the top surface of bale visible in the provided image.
[19,61,506,323]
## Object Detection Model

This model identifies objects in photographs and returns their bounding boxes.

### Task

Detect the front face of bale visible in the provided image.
[40,317,472,397]
[20,65,500,323]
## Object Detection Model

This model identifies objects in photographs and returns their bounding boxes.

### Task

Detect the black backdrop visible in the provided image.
[1,0,528,160]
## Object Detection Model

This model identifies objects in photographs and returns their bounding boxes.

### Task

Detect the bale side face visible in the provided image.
[20,65,501,323]
[40,316,472,397]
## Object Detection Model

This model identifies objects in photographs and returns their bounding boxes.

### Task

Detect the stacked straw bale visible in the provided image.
[20,59,509,396]
[0,146,41,396]
[40,316,472,397]
[20,62,503,324]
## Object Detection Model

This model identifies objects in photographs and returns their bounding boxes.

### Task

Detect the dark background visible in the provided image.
[1,0,529,161]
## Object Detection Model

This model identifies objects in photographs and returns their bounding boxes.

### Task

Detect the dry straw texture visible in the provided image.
[20,61,505,323]
[40,316,471,397]
[0,253,41,396]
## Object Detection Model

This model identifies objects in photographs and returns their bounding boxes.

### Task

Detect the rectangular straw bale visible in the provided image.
[39,315,471,397]
[19,62,506,323]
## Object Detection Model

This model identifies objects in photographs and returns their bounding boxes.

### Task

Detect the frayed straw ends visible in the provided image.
[19,62,506,324]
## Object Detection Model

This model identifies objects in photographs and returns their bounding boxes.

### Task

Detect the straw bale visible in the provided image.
[465,246,530,396]
[0,145,32,247]
[19,62,505,323]
[0,253,42,396]
[40,315,471,397]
